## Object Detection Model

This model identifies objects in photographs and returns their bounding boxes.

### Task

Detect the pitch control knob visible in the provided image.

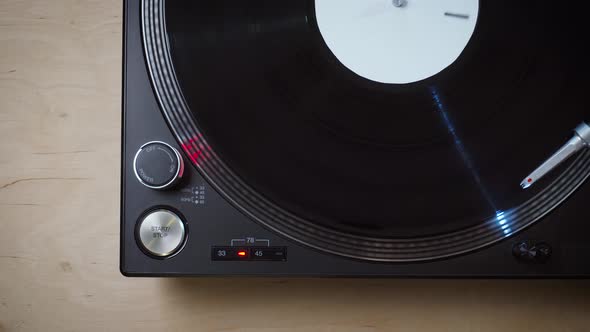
[133,141,184,190]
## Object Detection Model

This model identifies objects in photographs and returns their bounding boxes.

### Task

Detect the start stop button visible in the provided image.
[137,209,186,258]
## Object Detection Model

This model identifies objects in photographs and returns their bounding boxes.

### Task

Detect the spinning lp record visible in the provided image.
[139,0,590,262]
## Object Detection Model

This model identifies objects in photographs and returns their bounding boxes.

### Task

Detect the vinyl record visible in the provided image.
[142,0,590,261]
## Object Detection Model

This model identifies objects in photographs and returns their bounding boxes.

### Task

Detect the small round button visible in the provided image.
[133,141,184,190]
[137,210,186,257]
[512,241,552,263]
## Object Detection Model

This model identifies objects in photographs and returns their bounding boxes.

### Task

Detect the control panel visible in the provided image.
[211,247,287,261]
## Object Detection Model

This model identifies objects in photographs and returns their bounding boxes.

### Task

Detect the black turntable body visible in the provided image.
[121,0,590,277]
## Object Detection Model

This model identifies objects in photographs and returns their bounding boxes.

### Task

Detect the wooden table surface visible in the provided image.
[1,1,590,331]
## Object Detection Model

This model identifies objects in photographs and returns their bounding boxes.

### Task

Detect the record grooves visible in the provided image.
[140,0,590,262]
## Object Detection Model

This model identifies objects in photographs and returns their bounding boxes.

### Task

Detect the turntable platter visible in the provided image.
[141,0,590,261]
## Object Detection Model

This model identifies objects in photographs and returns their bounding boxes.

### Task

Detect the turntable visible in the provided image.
[121,0,590,276]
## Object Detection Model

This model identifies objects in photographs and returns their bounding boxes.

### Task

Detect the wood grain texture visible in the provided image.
[1,1,590,331]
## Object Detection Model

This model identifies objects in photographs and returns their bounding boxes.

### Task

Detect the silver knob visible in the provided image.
[133,141,184,190]
[137,210,187,257]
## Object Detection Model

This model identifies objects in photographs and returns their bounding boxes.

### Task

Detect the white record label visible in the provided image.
[315,0,479,84]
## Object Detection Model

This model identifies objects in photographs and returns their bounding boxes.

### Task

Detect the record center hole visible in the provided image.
[392,0,408,8]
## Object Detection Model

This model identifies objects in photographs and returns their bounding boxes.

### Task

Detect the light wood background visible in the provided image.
[1,1,590,331]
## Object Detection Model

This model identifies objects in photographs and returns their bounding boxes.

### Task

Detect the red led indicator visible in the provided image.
[527,178,533,183]
[237,251,247,257]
